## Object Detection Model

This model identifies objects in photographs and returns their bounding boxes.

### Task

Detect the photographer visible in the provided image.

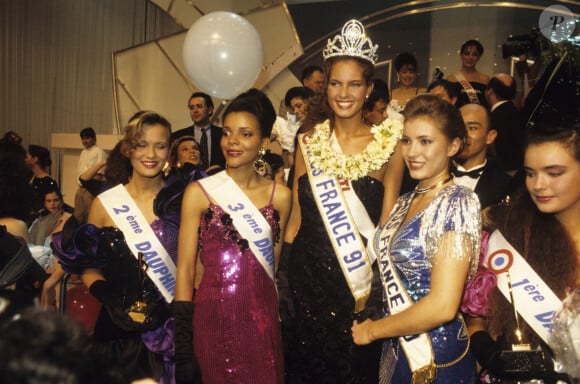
[501,30,544,108]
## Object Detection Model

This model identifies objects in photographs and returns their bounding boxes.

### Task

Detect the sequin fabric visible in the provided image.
[379,185,480,383]
[284,174,384,384]
[151,218,178,264]
[193,203,283,384]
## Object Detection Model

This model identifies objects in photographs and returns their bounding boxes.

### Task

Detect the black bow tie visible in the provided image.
[451,166,484,179]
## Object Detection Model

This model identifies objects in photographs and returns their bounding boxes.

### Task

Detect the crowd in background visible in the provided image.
[0,17,579,384]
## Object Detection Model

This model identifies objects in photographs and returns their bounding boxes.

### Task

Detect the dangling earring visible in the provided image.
[254,146,267,176]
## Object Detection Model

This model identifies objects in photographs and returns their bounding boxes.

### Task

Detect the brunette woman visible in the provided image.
[447,40,490,107]
[175,89,291,383]
[282,19,405,383]
[468,121,580,381]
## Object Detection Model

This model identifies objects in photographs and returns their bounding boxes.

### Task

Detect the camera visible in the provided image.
[502,29,541,59]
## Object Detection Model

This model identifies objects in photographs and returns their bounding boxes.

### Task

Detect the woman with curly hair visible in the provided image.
[53,112,176,383]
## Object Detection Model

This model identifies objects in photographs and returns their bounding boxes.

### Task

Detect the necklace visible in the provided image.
[305,118,403,180]
[414,176,453,194]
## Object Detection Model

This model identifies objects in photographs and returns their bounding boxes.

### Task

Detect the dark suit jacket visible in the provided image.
[172,124,226,168]
[490,101,524,172]
[474,161,513,208]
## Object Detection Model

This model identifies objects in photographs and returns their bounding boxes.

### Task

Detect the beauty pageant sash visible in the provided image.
[99,184,176,302]
[454,72,480,104]
[374,195,436,383]
[299,133,373,313]
[483,229,562,344]
[198,171,275,282]
[329,131,378,249]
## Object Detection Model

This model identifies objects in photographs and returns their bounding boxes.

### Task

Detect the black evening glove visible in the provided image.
[89,280,151,332]
[471,330,503,373]
[173,300,201,384]
[276,242,295,322]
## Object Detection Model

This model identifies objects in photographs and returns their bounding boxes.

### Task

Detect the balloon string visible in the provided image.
[185,1,205,16]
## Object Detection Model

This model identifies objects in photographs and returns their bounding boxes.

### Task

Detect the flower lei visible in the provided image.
[305,118,403,180]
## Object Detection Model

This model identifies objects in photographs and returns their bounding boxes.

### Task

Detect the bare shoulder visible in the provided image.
[87,197,109,227]
[273,181,292,215]
[274,182,291,202]
[183,181,211,210]
[446,74,458,82]
[0,217,28,240]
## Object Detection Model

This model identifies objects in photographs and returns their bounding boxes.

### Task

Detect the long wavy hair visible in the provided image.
[485,122,579,347]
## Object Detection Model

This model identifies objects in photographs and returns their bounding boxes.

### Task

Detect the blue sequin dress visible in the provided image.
[378,185,480,383]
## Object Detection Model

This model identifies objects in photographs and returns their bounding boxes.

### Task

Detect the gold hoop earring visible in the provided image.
[253,147,268,176]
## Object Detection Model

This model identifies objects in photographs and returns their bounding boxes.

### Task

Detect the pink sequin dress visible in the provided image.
[193,191,283,384]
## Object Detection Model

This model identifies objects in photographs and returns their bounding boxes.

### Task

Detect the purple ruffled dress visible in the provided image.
[193,203,283,384]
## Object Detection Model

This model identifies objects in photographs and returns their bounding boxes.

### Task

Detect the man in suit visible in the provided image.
[278,65,325,118]
[172,92,226,170]
[300,65,325,94]
[427,79,458,106]
[453,104,512,208]
[363,78,390,126]
[485,73,524,175]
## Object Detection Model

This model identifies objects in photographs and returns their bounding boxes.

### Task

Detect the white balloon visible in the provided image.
[182,12,263,100]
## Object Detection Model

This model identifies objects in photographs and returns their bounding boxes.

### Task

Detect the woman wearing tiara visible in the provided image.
[175,89,291,383]
[280,20,405,383]
[351,94,480,383]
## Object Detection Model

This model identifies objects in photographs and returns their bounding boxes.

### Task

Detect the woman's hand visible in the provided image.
[40,277,58,308]
[41,264,66,308]
[351,318,375,345]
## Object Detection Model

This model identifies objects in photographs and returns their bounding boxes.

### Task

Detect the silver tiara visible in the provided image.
[322,20,378,64]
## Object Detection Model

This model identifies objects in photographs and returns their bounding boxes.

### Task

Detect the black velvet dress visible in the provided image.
[53,225,170,383]
[284,174,384,384]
